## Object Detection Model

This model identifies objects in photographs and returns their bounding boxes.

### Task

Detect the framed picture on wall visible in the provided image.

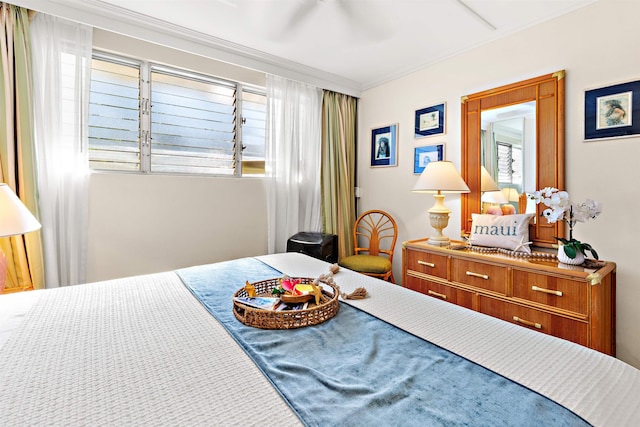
[585,79,640,140]
[371,123,398,167]
[413,144,445,174]
[414,103,445,138]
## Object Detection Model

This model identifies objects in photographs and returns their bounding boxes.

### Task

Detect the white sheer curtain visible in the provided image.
[30,13,92,287]
[266,75,323,253]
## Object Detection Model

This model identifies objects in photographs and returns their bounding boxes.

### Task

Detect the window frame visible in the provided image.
[89,50,266,177]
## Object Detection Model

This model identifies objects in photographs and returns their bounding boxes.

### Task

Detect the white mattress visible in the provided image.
[0,252,638,426]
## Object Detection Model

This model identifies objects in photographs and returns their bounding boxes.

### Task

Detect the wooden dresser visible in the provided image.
[402,238,616,356]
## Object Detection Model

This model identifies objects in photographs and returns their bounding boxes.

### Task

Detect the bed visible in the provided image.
[1,252,639,426]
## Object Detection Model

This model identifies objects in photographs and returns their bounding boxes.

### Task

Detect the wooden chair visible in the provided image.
[339,210,398,283]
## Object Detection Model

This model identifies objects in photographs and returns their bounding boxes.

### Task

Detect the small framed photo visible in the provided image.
[414,144,445,174]
[585,80,640,140]
[415,103,445,138]
[371,123,398,167]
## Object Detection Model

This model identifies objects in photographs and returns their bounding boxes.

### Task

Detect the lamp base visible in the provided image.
[427,195,451,246]
[427,235,451,246]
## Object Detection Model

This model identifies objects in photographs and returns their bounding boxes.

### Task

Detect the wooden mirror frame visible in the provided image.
[460,71,565,248]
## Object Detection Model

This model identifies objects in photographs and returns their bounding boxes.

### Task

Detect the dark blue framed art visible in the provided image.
[413,144,445,174]
[585,80,640,140]
[371,123,398,167]
[414,103,445,138]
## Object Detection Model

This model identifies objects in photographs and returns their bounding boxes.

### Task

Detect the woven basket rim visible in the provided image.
[233,277,339,329]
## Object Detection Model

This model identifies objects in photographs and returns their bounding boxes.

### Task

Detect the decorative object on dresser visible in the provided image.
[402,238,616,355]
[412,161,470,246]
[501,187,520,214]
[481,190,507,215]
[530,187,602,264]
[468,213,534,253]
[0,184,42,293]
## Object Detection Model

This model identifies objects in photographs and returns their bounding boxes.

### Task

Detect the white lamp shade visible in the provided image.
[412,161,470,193]
[0,184,41,237]
[480,166,500,192]
[482,190,508,204]
[502,187,520,202]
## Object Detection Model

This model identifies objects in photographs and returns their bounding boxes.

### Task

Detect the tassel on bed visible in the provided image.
[315,265,368,300]
[341,287,368,300]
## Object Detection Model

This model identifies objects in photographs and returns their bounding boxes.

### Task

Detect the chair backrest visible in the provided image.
[353,210,398,260]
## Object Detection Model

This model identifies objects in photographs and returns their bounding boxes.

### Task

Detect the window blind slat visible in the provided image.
[88,53,266,176]
[89,57,141,170]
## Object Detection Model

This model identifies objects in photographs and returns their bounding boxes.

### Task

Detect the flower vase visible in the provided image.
[557,244,585,265]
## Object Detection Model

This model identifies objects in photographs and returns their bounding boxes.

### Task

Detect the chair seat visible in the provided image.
[339,254,392,274]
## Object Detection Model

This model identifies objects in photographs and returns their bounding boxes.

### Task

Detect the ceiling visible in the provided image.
[19,0,597,94]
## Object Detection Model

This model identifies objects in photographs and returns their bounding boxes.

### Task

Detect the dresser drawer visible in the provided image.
[512,270,588,316]
[404,276,474,310]
[477,296,589,346]
[451,258,507,295]
[402,239,615,355]
[405,249,448,280]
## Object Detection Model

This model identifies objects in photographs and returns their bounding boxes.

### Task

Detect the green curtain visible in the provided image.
[321,91,357,260]
[0,3,44,291]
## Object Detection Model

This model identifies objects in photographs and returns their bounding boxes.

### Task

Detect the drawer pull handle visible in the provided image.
[466,271,489,280]
[427,290,447,300]
[418,260,436,268]
[513,316,542,329]
[531,286,563,297]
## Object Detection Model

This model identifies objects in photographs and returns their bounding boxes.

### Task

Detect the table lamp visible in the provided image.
[412,161,470,246]
[501,187,520,214]
[0,184,41,293]
[480,166,500,193]
[502,187,520,203]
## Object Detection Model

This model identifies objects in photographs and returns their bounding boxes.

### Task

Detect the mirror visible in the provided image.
[461,71,565,248]
[481,102,535,214]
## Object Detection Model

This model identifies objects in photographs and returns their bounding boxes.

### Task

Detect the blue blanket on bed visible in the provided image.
[176,258,589,427]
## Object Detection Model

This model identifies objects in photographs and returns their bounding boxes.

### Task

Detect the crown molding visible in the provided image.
[10,0,363,97]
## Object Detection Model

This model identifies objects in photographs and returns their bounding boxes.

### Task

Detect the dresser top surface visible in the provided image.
[403,238,615,279]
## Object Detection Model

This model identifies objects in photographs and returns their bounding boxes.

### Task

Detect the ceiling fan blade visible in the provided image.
[336,0,391,42]
[286,0,318,33]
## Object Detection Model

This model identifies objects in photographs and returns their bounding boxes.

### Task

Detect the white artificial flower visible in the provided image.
[572,205,590,223]
[542,207,564,223]
[531,188,602,259]
[582,199,602,218]
[531,188,601,226]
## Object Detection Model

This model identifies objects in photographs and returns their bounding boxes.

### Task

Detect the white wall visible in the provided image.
[357,0,640,368]
[87,173,268,281]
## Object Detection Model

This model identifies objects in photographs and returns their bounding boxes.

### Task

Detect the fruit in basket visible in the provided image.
[244,281,256,297]
[280,277,302,294]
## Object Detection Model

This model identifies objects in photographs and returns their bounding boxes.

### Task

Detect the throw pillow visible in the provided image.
[469,213,534,253]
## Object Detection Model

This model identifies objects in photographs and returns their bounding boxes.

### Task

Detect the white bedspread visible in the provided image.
[0,270,300,426]
[1,252,639,426]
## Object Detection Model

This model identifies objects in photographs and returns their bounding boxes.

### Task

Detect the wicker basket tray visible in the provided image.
[233,277,339,329]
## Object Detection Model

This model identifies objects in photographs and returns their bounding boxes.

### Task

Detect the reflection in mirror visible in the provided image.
[481,102,536,214]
